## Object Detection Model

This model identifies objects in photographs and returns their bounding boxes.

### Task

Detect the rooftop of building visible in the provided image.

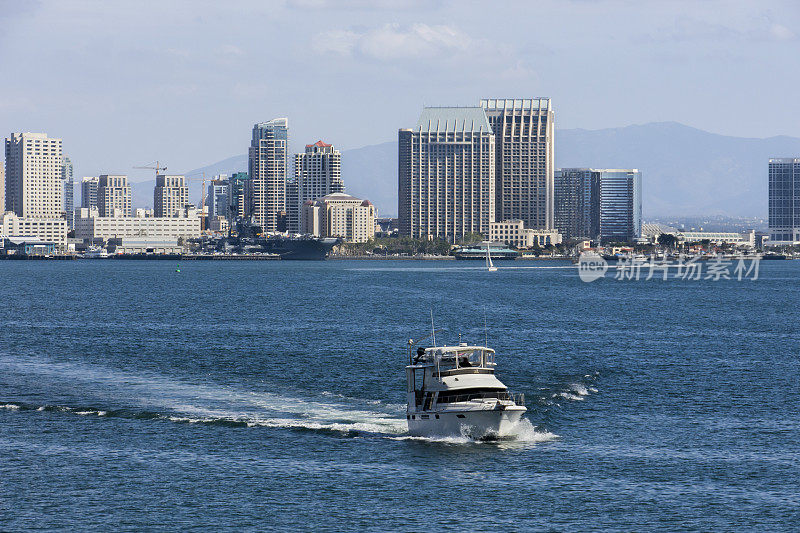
[310,192,373,207]
[479,98,551,110]
[306,140,332,148]
[415,107,492,133]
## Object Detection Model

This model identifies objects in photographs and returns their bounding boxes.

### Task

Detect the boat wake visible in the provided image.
[0,354,557,445]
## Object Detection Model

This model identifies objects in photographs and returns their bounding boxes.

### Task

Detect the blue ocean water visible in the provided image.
[1,259,798,531]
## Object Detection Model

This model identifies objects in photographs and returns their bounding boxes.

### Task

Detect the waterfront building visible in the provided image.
[112,239,185,255]
[489,220,562,249]
[554,168,593,239]
[290,141,344,233]
[61,156,74,229]
[768,158,800,245]
[1,237,57,256]
[229,172,250,220]
[4,132,63,218]
[74,208,201,241]
[0,161,4,214]
[398,107,495,242]
[678,231,749,246]
[154,174,188,217]
[97,175,131,217]
[591,169,642,242]
[480,98,555,230]
[0,211,67,247]
[208,216,229,234]
[301,192,375,243]
[286,178,299,233]
[207,178,230,221]
[81,176,99,209]
[248,118,288,232]
[557,168,642,242]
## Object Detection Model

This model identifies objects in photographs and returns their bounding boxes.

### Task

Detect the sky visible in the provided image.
[1,0,799,183]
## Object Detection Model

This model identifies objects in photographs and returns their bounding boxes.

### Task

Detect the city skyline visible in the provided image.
[1,1,798,185]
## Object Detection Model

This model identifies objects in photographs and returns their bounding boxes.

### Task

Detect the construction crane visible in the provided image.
[133,160,168,178]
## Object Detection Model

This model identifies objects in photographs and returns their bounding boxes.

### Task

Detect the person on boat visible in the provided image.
[460,356,471,367]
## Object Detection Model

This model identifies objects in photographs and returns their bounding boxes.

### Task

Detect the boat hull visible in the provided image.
[407,407,526,440]
[261,237,338,260]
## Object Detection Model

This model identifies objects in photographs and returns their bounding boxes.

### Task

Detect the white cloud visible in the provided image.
[769,23,796,41]
[312,23,480,61]
[219,44,244,56]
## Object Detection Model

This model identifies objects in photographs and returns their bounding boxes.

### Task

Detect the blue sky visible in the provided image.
[1,0,798,183]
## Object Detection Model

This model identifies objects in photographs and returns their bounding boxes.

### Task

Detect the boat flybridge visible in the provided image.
[405,339,526,439]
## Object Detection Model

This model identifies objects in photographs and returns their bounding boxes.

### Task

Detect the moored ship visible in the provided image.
[454,245,520,260]
[261,235,339,260]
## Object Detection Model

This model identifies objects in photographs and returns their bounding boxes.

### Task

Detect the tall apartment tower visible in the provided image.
[289,141,344,233]
[479,98,554,230]
[207,178,230,220]
[554,168,593,239]
[229,172,251,220]
[61,156,74,229]
[768,158,800,244]
[591,169,642,242]
[97,175,131,217]
[154,174,189,217]
[0,161,5,213]
[4,132,63,218]
[398,107,495,242]
[81,176,99,209]
[248,118,288,232]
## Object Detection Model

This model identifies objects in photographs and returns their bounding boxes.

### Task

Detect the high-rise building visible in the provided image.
[97,175,131,217]
[207,178,230,221]
[398,107,495,242]
[289,141,344,233]
[4,132,63,218]
[248,118,288,232]
[154,174,188,217]
[301,192,376,243]
[0,161,4,213]
[768,158,800,244]
[61,156,74,229]
[480,98,555,230]
[229,172,251,220]
[591,169,642,242]
[554,168,593,239]
[81,176,99,209]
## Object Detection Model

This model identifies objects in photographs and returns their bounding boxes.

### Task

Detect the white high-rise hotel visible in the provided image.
[399,99,554,242]
[481,98,554,230]
[249,118,288,232]
[4,132,63,218]
[97,175,131,217]
[154,174,188,217]
[398,107,496,241]
[289,141,344,233]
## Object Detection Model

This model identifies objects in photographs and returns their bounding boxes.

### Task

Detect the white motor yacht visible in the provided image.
[405,341,526,439]
[84,246,109,259]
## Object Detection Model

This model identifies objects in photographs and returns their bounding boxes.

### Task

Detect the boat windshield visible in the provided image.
[427,348,494,369]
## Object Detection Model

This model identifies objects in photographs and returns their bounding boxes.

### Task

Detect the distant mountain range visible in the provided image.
[130,122,800,218]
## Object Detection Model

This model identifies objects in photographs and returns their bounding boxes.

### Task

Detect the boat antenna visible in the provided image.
[430,308,436,347]
[483,305,488,347]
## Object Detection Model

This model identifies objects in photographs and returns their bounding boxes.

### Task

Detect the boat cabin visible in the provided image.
[406,343,514,412]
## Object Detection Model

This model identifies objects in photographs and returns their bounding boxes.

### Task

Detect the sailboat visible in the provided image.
[486,244,498,272]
